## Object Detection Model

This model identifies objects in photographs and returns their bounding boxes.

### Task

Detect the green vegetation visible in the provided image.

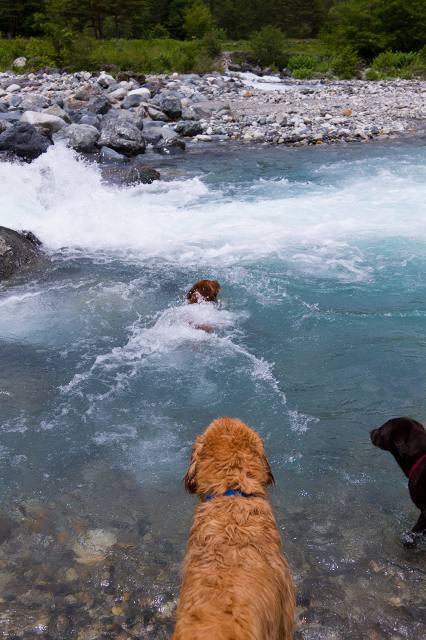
[0,0,424,78]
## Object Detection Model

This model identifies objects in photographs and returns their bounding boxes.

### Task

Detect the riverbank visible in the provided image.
[0,69,425,167]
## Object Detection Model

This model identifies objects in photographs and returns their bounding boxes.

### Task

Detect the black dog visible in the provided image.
[370,417,426,547]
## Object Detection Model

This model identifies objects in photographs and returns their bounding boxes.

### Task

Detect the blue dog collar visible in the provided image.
[204,489,251,502]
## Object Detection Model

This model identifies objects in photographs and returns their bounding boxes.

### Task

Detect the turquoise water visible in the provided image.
[1,139,426,638]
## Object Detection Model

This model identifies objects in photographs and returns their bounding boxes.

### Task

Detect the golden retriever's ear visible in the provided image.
[184,437,203,493]
[263,455,275,486]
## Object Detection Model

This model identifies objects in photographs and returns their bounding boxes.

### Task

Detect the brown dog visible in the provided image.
[187,280,220,305]
[172,417,295,640]
[370,417,426,547]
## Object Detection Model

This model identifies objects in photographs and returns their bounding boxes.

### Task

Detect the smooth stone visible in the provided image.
[73,528,117,565]
[122,94,144,109]
[44,104,71,123]
[97,72,115,88]
[153,92,182,120]
[108,87,127,100]
[13,57,27,68]
[153,137,185,155]
[6,84,20,93]
[175,120,203,137]
[87,95,110,115]
[21,110,66,133]
[147,106,169,122]
[20,94,49,111]
[128,87,151,99]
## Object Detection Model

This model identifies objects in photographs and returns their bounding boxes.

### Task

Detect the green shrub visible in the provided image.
[250,26,287,68]
[202,30,223,58]
[332,46,360,78]
[292,67,315,79]
[364,68,381,80]
[372,50,417,72]
[288,54,316,70]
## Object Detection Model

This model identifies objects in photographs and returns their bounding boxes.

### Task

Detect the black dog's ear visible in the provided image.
[183,437,203,493]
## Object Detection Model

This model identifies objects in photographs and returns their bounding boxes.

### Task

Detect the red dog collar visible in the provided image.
[409,453,426,480]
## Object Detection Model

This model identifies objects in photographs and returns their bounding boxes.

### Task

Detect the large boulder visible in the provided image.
[21,110,66,133]
[98,118,146,156]
[63,123,100,153]
[0,122,53,161]
[87,95,111,115]
[0,227,45,281]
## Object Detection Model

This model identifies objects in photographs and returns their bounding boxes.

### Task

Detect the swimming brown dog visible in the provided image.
[172,417,295,640]
[371,416,426,547]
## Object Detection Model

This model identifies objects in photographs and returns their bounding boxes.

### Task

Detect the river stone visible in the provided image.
[122,93,144,109]
[64,124,99,152]
[21,110,66,133]
[147,106,169,122]
[97,72,115,88]
[20,94,49,111]
[175,120,203,137]
[128,87,151,99]
[153,136,185,155]
[0,513,14,543]
[6,84,20,93]
[153,93,182,120]
[98,118,146,156]
[0,227,45,280]
[0,122,53,161]
[99,146,129,163]
[108,87,127,100]
[87,95,110,115]
[44,104,71,123]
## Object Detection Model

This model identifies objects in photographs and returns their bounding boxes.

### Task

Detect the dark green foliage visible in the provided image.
[250,25,287,67]
[184,1,216,39]
[332,46,360,78]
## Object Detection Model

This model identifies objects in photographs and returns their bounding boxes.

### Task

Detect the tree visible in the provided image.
[184,1,216,39]
[250,25,287,67]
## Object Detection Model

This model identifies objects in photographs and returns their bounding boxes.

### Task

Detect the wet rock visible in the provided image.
[175,120,203,137]
[99,146,129,163]
[21,110,66,133]
[142,122,164,145]
[0,226,45,280]
[153,137,186,154]
[98,118,146,156]
[0,122,52,161]
[102,164,160,186]
[63,123,100,153]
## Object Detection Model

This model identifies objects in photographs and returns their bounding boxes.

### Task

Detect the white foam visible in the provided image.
[1,144,426,278]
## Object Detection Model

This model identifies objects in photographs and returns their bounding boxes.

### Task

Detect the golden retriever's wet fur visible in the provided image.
[187,279,220,304]
[172,417,295,640]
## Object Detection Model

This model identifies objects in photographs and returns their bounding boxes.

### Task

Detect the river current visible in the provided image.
[1,138,426,638]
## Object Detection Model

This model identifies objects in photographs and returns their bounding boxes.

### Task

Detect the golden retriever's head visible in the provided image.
[186,280,220,304]
[184,417,275,498]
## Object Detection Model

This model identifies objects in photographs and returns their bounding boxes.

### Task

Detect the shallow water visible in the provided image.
[1,139,426,639]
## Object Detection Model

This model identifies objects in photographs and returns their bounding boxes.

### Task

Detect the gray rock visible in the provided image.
[21,110,66,133]
[108,87,127,100]
[87,95,110,115]
[20,94,49,111]
[6,84,20,93]
[79,113,100,128]
[153,137,185,155]
[0,103,7,114]
[147,106,169,122]
[0,112,22,123]
[175,120,203,137]
[97,72,115,89]
[0,227,45,280]
[13,56,27,68]
[44,104,71,123]
[98,118,146,156]
[99,146,129,163]
[0,122,52,161]
[153,93,182,120]
[64,123,99,153]
[0,513,14,543]
[122,93,144,109]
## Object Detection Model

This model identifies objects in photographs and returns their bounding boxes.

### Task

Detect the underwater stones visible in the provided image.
[99,146,128,163]
[0,513,14,543]
[0,227,45,281]
[98,117,146,156]
[64,123,100,153]
[73,528,117,565]
[102,164,161,186]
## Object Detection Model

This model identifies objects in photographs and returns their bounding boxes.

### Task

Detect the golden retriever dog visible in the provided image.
[172,417,295,640]
[187,279,220,304]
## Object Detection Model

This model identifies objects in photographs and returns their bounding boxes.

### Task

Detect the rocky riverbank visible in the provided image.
[0,68,425,167]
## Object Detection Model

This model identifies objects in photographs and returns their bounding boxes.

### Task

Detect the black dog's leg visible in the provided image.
[401,511,426,548]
